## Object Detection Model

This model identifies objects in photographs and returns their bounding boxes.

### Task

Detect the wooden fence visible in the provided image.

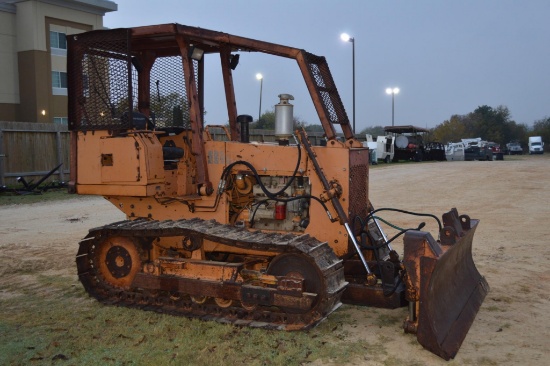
[0,122,345,187]
[0,122,70,187]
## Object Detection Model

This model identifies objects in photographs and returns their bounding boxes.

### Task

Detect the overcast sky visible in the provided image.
[104,0,550,132]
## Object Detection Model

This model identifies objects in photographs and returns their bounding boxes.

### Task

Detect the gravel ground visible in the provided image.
[1,154,549,365]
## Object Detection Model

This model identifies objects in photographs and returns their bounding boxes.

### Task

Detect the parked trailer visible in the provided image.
[383,125,429,162]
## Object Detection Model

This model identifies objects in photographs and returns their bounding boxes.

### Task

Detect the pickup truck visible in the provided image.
[505,142,523,155]
[487,142,503,160]
[463,139,493,161]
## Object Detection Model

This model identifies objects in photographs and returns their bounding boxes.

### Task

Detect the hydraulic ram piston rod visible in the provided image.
[344,222,372,275]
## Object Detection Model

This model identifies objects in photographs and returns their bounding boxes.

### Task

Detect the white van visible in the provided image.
[445,142,465,161]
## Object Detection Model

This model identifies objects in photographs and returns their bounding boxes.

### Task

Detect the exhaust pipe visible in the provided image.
[237,114,252,143]
[275,94,294,142]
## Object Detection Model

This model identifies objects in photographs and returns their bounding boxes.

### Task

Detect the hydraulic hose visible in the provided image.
[219,139,301,199]
[365,207,442,232]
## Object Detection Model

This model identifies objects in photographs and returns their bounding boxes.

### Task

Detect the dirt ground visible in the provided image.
[1,155,549,365]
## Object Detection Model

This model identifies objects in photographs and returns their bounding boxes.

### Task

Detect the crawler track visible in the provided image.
[76,218,347,330]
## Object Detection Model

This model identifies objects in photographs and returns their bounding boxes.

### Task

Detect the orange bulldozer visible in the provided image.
[67,23,488,360]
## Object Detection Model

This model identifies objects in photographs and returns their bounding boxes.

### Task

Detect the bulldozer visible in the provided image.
[67,24,488,360]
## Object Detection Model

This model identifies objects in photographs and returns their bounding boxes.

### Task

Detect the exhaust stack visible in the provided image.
[275,94,294,140]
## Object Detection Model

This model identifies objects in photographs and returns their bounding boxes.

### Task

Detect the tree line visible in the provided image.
[249,105,549,152]
[360,105,549,151]
[431,105,528,146]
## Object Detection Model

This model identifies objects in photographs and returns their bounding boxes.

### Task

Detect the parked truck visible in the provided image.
[505,142,523,155]
[528,136,544,154]
[462,138,493,161]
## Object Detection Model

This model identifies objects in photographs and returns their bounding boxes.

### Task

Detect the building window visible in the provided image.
[53,117,68,125]
[52,71,67,88]
[50,31,67,50]
[52,71,68,95]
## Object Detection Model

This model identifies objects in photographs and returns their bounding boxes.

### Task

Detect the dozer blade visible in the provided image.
[403,209,489,360]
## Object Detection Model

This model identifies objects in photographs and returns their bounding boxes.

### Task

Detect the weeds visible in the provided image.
[0,275,368,366]
[374,312,402,327]
[0,189,75,206]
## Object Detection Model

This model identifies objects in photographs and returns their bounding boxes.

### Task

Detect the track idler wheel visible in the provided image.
[267,253,326,314]
[95,236,142,289]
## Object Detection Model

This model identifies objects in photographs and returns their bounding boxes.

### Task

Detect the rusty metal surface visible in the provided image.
[68,24,355,143]
[340,259,407,309]
[299,52,352,140]
[341,283,406,309]
[76,218,347,330]
[403,210,489,360]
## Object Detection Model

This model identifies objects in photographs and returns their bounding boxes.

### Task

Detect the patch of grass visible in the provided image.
[491,296,513,304]
[0,189,74,206]
[0,275,370,366]
[374,312,402,327]
[368,341,390,357]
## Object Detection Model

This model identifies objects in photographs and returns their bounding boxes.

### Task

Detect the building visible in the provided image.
[0,0,117,124]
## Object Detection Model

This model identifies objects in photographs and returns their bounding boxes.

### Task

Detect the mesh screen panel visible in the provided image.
[150,56,190,129]
[304,52,350,127]
[68,29,133,131]
[348,150,369,233]
[68,29,195,132]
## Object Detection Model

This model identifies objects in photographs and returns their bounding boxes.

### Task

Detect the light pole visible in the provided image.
[385,87,399,126]
[340,33,355,134]
[256,73,263,122]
